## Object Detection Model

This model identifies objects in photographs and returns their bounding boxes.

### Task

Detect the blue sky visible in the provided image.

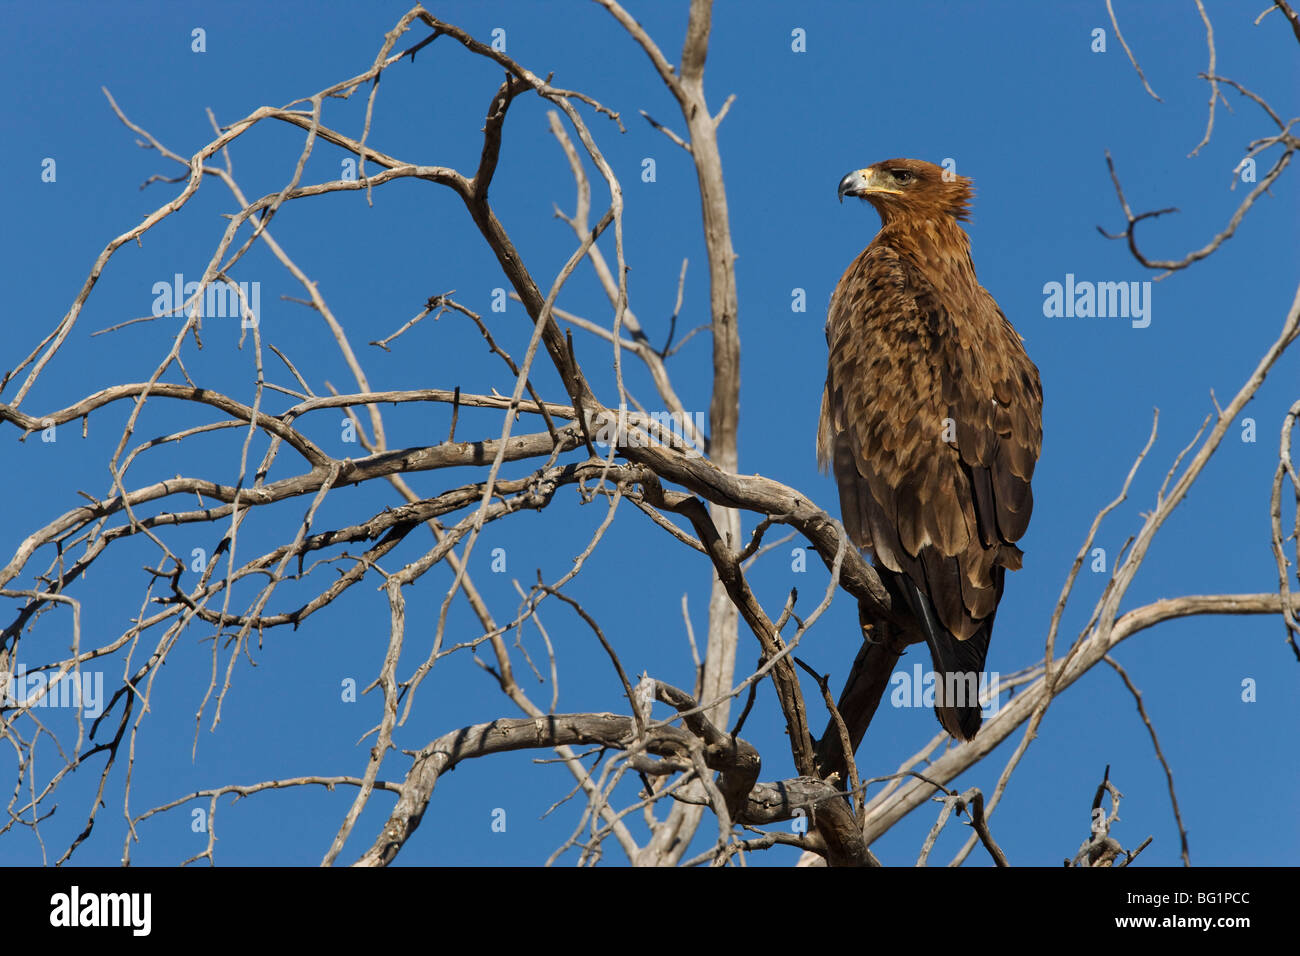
[1,0,1296,866]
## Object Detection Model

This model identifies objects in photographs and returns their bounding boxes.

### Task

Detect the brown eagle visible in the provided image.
[818,158,1042,741]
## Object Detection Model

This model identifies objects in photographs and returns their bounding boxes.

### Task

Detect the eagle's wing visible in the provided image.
[818,244,1042,738]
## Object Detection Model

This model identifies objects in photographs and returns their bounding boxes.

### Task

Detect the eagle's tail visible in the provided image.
[883,570,993,741]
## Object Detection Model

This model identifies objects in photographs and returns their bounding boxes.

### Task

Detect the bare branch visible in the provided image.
[1104,0,1162,101]
[1104,656,1190,865]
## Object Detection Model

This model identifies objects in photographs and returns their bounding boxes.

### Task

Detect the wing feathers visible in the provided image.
[820,196,1042,738]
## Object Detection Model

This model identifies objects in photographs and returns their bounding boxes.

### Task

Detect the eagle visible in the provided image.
[818,158,1042,741]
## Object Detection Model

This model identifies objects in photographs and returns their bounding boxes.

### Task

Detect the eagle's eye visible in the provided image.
[889,169,914,185]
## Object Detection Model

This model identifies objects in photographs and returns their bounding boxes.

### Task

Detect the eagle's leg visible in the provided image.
[813,602,921,785]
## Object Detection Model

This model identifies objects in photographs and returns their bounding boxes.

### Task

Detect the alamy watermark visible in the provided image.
[151,273,259,327]
[1042,273,1151,328]
[1,664,104,718]
[590,405,707,458]
[889,663,1002,718]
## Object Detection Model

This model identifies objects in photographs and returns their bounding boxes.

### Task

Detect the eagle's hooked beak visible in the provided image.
[838,167,903,203]
[838,168,871,203]
[837,170,868,204]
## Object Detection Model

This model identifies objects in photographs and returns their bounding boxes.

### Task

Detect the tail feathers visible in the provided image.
[884,570,992,741]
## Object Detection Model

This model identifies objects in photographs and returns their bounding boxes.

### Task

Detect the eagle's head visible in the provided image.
[838,158,974,223]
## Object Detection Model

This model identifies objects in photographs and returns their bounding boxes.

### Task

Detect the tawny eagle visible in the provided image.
[818,158,1042,740]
